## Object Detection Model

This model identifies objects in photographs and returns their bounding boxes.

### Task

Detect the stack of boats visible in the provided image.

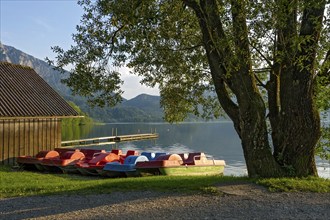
[17,148,226,177]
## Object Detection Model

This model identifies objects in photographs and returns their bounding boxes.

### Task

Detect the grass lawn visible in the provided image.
[0,166,329,198]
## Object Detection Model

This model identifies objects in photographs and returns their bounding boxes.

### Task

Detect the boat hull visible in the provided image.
[76,166,103,176]
[59,165,80,174]
[101,155,148,178]
[159,165,225,176]
[135,168,161,176]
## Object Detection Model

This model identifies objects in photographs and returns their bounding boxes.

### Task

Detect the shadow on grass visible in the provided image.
[0,165,256,219]
[0,167,251,219]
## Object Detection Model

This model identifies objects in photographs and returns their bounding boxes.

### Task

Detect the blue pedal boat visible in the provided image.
[101,155,149,177]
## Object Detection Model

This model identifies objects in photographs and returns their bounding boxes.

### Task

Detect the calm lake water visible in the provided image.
[62,122,330,178]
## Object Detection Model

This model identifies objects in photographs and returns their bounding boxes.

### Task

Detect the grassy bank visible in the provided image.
[257,177,330,192]
[0,166,329,198]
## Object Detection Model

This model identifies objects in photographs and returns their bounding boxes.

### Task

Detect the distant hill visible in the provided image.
[73,94,164,122]
[0,43,164,122]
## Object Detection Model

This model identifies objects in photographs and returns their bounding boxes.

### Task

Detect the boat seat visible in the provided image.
[154,152,167,159]
[111,149,123,155]
[178,153,189,161]
[89,152,119,165]
[126,150,139,156]
[80,149,106,160]
[119,150,139,163]
[124,155,149,165]
[141,152,156,161]
[61,151,85,160]
[102,153,121,165]
[183,152,206,165]
[156,154,182,162]
[54,148,77,156]
[35,150,59,159]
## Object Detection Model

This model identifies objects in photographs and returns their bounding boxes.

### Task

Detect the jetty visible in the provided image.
[61,133,159,147]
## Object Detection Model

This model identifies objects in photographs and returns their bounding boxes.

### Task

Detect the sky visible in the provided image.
[0,0,159,99]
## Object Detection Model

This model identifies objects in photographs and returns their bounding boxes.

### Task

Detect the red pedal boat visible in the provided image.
[60,149,106,174]
[16,148,76,171]
[41,149,85,172]
[76,149,124,175]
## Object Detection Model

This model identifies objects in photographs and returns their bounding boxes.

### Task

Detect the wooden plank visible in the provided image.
[0,120,4,164]
[46,119,51,150]
[14,120,20,163]
[33,119,39,154]
[61,133,159,147]
[19,120,25,157]
[49,119,55,149]
[3,120,9,165]
[37,119,43,152]
[42,119,47,151]
[53,119,58,148]
[60,141,116,148]
[56,119,62,148]
[9,120,15,165]
[53,119,57,148]
[118,134,159,141]
[61,136,117,144]
[29,120,34,156]
[24,119,29,156]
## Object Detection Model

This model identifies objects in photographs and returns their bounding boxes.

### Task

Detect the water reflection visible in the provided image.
[62,124,94,141]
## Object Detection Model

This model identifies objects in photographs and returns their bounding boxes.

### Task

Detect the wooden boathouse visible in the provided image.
[0,62,79,165]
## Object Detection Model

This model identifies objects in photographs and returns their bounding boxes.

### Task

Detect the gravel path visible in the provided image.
[1,183,329,220]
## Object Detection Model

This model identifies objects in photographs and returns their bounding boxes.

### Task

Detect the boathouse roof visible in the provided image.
[0,62,79,118]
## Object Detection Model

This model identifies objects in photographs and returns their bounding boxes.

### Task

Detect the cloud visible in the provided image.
[119,66,159,99]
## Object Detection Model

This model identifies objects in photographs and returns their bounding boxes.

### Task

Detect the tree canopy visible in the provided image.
[49,0,330,177]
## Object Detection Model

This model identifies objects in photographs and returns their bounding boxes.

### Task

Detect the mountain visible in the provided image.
[72,94,163,122]
[0,43,71,94]
[0,43,164,122]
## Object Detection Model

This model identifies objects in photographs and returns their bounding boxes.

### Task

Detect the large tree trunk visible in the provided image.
[238,92,284,177]
[186,0,283,177]
[185,0,325,177]
[269,0,325,177]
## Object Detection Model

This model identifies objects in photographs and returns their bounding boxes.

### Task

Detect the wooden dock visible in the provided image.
[61,133,159,147]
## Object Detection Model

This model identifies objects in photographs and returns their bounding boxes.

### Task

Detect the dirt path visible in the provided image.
[1,183,329,220]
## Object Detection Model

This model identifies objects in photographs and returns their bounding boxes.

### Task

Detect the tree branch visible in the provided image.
[317,49,330,84]
[156,44,203,52]
[250,43,273,68]
[254,73,267,88]
[183,0,240,132]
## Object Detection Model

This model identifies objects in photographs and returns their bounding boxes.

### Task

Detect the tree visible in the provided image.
[49,0,330,177]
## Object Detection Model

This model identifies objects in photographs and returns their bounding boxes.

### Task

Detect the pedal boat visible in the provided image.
[75,149,125,175]
[16,148,76,171]
[135,154,182,176]
[101,155,149,178]
[16,150,60,171]
[136,152,226,176]
[59,149,107,174]
[41,149,85,172]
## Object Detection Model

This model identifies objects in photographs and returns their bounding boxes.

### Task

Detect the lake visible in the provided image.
[62,122,330,178]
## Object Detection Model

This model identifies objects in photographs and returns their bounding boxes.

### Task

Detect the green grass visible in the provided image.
[1,166,329,198]
[0,166,248,198]
[257,177,330,193]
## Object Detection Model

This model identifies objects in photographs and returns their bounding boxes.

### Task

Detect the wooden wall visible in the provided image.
[0,118,62,165]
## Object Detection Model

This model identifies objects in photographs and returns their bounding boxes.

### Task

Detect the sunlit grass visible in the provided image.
[257,177,330,193]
